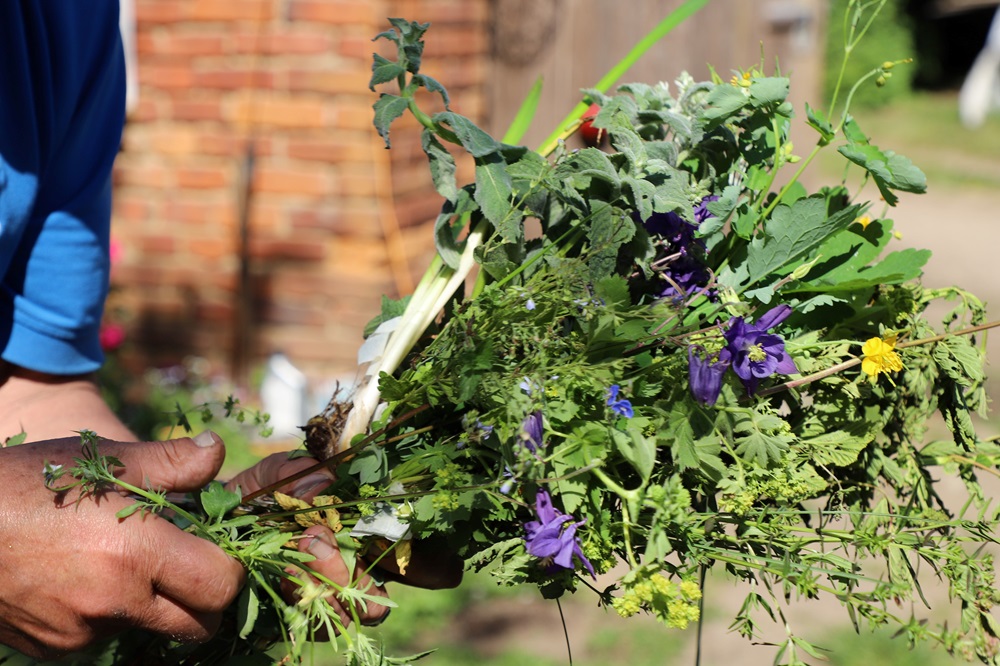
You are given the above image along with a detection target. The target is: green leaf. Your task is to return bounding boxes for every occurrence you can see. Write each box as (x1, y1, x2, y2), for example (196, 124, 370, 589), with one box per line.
(364, 294, 412, 338)
(701, 84, 748, 128)
(369, 53, 405, 90)
(116, 502, 148, 519)
(795, 248, 931, 292)
(237, 581, 259, 639)
(803, 430, 871, 467)
(554, 148, 621, 193)
(747, 77, 790, 108)
(474, 155, 518, 240)
(837, 143, 927, 206)
(201, 481, 242, 522)
(421, 131, 458, 201)
(623, 176, 655, 221)
(348, 447, 389, 485)
(933, 335, 985, 385)
(745, 196, 861, 286)
(433, 189, 477, 269)
(435, 112, 500, 158)
(586, 202, 635, 281)
(413, 73, 450, 106)
(593, 275, 630, 308)
(805, 102, 834, 144)
(611, 427, 655, 482)
(372, 94, 410, 148)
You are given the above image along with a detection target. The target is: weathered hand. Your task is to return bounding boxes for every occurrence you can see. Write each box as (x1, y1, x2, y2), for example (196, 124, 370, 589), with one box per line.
(0, 431, 245, 659)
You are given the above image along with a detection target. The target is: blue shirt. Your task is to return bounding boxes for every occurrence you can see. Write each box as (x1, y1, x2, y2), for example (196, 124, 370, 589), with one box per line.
(0, 1, 126, 374)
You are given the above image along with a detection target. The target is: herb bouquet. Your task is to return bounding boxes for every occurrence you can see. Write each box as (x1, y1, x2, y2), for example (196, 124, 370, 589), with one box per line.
(40, 1, 1000, 665)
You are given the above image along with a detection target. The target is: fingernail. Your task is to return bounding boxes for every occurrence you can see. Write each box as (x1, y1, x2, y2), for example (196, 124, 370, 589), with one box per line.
(292, 473, 330, 498)
(193, 430, 221, 448)
(304, 532, 336, 560)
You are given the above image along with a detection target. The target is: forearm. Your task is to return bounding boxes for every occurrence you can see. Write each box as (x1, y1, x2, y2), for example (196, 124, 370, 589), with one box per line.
(0, 363, 135, 443)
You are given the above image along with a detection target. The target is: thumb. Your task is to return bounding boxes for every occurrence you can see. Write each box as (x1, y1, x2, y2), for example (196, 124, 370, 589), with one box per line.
(112, 430, 227, 492)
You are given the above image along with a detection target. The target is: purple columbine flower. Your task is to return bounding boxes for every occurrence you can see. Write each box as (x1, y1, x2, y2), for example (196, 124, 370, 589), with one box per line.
(637, 196, 718, 301)
(723, 305, 799, 395)
(524, 489, 595, 577)
(521, 411, 544, 452)
(688, 345, 731, 406)
(606, 385, 634, 418)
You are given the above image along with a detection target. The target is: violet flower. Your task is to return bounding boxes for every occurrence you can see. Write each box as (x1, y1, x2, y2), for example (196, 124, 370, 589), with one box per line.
(521, 411, 544, 452)
(637, 196, 718, 300)
(723, 305, 798, 395)
(687, 345, 731, 406)
(524, 489, 595, 577)
(606, 385, 634, 418)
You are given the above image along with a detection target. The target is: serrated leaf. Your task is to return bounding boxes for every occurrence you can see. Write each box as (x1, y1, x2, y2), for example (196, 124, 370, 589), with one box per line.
(421, 131, 457, 201)
(803, 430, 871, 467)
(933, 335, 984, 385)
(554, 148, 621, 193)
(369, 53, 405, 90)
(745, 196, 861, 285)
(586, 203, 635, 280)
(594, 275, 630, 308)
(373, 94, 410, 148)
(364, 294, 411, 338)
(474, 155, 517, 240)
(435, 112, 500, 158)
(623, 176, 655, 221)
(611, 428, 655, 482)
(413, 73, 450, 106)
(794, 248, 931, 292)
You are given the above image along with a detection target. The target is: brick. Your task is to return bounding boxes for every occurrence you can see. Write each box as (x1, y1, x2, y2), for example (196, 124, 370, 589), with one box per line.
(113, 162, 173, 189)
(138, 235, 178, 254)
(254, 166, 330, 196)
(164, 199, 237, 226)
(172, 99, 224, 121)
(285, 136, 370, 163)
(249, 238, 327, 262)
(177, 166, 231, 189)
(150, 33, 230, 57)
(186, 236, 232, 259)
(140, 63, 196, 89)
(230, 95, 327, 129)
(136, 1, 187, 25)
(113, 195, 154, 222)
(194, 68, 275, 90)
(287, 1, 376, 25)
(287, 70, 370, 95)
(289, 207, 381, 235)
(236, 31, 334, 55)
(190, 0, 276, 22)
(335, 34, 373, 60)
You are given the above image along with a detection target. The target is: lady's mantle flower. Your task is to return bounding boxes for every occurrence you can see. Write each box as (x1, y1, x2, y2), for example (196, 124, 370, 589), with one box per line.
(861, 333, 903, 383)
(723, 305, 798, 395)
(524, 489, 595, 577)
(687, 346, 731, 406)
(606, 385, 634, 418)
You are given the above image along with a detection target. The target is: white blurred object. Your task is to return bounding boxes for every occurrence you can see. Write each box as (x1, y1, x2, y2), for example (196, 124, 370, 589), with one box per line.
(959, 7, 1000, 128)
(118, 0, 139, 115)
(259, 353, 310, 440)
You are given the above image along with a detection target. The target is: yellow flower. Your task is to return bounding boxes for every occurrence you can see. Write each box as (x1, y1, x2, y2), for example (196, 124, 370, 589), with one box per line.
(861, 334, 903, 382)
(855, 214, 872, 229)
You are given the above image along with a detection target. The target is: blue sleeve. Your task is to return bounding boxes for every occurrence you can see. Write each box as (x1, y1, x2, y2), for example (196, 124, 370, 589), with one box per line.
(0, 1, 126, 374)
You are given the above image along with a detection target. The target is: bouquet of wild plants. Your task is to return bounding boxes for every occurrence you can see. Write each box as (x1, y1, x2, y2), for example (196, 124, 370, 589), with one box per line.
(39, 2, 1000, 665)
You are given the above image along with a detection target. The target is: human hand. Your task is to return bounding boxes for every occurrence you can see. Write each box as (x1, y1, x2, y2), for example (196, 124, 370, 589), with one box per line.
(0, 431, 245, 659)
(228, 453, 463, 629)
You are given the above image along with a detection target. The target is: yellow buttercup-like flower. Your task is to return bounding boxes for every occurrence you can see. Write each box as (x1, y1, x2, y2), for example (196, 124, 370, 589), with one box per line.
(861, 334, 903, 382)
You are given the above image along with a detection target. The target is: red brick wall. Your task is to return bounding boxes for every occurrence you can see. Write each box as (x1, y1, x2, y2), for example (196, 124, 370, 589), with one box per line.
(112, 0, 488, 384)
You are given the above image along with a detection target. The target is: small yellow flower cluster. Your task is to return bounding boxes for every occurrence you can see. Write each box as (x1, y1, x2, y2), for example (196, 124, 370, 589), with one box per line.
(861, 333, 904, 383)
(611, 573, 702, 629)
